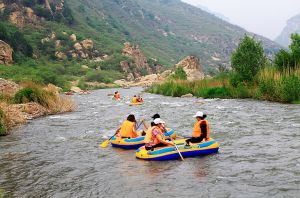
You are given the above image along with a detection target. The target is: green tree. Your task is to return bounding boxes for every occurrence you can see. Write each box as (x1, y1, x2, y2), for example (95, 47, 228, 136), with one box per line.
(290, 33, 300, 66)
(231, 35, 266, 82)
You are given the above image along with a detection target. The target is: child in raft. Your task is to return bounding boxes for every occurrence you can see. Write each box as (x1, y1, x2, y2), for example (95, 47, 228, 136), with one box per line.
(144, 118, 174, 150)
(113, 91, 121, 100)
(115, 114, 138, 139)
(137, 95, 143, 103)
(185, 111, 210, 146)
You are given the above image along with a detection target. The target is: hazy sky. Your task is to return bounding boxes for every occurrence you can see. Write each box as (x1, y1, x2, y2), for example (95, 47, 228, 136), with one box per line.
(182, 0, 300, 40)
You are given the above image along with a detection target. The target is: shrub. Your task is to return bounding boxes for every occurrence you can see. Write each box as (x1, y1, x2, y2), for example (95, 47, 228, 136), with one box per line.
(0, 108, 7, 135)
(171, 67, 187, 80)
(14, 86, 54, 108)
(231, 35, 266, 82)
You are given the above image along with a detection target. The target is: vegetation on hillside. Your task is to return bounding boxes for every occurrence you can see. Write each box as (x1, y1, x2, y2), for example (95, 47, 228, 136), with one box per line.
(148, 34, 300, 103)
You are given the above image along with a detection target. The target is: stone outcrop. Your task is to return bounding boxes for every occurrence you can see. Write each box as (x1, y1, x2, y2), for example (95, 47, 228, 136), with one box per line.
(81, 39, 93, 49)
(0, 40, 13, 65)
(0, 78, 20, 97)
(70, 34, 77, 42)
(121, 42, 163, 80)
(175, 56, 204, 81)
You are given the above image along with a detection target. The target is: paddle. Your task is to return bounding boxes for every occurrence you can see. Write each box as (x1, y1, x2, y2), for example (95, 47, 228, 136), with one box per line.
(164, 128, 184, 161)
(100, 120, 143, 148)
(99, 131, 118, 148)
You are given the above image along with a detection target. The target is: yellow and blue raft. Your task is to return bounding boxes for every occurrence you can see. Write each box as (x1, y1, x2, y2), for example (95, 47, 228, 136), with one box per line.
(110, 128, 176, 149)
(135, 139, 219, 161)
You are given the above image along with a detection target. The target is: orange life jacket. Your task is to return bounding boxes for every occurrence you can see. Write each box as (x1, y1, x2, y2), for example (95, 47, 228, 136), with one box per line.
(152, 127, 163, 145)
(192, 120, 210, 139)
(144, 126, 156, 144)
(120, 120, 136, 138)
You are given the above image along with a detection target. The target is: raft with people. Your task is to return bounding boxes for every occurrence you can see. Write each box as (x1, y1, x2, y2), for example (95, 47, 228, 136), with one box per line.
(110, 128, 177, 149)
(135, 139, 219, 161)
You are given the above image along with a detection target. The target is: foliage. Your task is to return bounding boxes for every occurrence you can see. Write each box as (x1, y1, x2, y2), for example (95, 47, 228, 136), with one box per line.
(0, 108, 7, 135)
(274, 33, 300, 70)
(85, 70, 123, 83)
(14, 86, 54, 108)
(0, 22, 33, 61)
(170, 67, 187, 80)
(231, 35, 266, 82)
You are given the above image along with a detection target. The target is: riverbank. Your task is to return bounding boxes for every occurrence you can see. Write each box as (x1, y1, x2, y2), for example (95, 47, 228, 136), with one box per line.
(0, 79, 75, 135)
(147, 67, 300, 104)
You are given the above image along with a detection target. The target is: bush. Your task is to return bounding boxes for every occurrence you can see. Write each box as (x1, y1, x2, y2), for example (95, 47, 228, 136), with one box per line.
(231, 35, 266, 82)
(0, 108, 7, 135)
(14, 86, 54, 108)
(171, 67, 187, 80)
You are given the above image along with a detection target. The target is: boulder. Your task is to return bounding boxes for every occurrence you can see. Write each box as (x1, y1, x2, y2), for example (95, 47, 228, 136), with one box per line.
(175, 56, 205, 81)
(0, 40, 13, 65)
(55, 51, 67, 60)
(73, 42, 82, 50)
(9, 11, 25, 28)
(81, 65, 89, 70)
(181, 93, 193, 98)
(0, 78, 20, 97)
(0, 2, 5, 11)
(69, 34, 77, 42)
(70, 86, 82, 93)
(81, 39, 93, 49)
(160, 70, 172, 78)
(55, 40, 62, 48)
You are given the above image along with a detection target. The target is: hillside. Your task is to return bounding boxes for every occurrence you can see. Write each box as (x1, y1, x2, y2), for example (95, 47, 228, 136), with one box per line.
(0, 0, 282, 89)
(275, 14, 300, 47)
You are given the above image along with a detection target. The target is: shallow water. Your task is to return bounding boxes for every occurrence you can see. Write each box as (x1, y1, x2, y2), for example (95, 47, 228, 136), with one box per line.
(0, 87, 299, 197)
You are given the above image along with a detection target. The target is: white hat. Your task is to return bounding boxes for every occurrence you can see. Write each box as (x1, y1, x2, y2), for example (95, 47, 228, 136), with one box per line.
(193, 111, 204, 118)
(153, 118, 165, 124)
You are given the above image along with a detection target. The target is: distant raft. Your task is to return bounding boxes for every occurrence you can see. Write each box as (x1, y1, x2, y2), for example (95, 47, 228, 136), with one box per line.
(135, 139, 219, 161)
(110, 128, 176, 149)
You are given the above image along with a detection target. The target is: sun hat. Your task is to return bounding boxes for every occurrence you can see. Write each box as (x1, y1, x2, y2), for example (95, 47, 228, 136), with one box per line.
(153, 118, 165, 124)
(193, 111, 204, 118)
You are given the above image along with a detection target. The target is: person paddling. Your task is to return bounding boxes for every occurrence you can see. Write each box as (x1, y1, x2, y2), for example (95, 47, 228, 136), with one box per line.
(185, 111, 210, 146)
(144, 118, 174, 150)
(116, 114, 138, 139)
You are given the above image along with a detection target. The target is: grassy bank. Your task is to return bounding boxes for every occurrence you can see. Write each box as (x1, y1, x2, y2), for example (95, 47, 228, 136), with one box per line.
(0, 81, 75, 135)
(147, 67, 300, 104)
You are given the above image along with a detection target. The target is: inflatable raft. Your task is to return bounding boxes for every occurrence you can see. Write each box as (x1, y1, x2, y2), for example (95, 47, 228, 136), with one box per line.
(110, 128, 176, 149)
(135, 139, 219, 161)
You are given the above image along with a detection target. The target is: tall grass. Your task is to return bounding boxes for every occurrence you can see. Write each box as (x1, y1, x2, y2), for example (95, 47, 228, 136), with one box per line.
(258, 67, 300, 103)
(148, 67, 300, 103)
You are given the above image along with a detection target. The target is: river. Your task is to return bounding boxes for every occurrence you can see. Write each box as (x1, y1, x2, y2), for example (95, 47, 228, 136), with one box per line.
(0, 87, 299, 198)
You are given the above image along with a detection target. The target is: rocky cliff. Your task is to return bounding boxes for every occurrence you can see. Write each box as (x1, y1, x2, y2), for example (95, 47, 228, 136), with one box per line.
(175, 56, 204, 81)
(0, 40, 13, 65)
(275, 14, 300, 47)
(121, 42, 161, 80)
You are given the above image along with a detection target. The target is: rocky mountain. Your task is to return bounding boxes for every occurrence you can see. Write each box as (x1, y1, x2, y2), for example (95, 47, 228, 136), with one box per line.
(0, 0, 282, 88)
(275, 14, 300, 47)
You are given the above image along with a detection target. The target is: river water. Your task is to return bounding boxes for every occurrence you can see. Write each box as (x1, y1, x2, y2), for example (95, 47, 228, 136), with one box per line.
(0, 87, 299, 198)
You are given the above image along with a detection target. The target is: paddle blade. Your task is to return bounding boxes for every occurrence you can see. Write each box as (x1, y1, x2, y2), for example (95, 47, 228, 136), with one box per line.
(100, 140, 110, 148)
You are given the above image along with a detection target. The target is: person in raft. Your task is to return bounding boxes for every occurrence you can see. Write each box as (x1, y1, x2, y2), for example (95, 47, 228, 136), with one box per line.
(185, 111, 210, 146)
(116, 114, 138, 139)
(142, 113, 160, 129)
(144, 118, 174, 150)
(131, 95, 137, 103)
(137, 95, 143, 103)
(113, 91, 121, 100)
